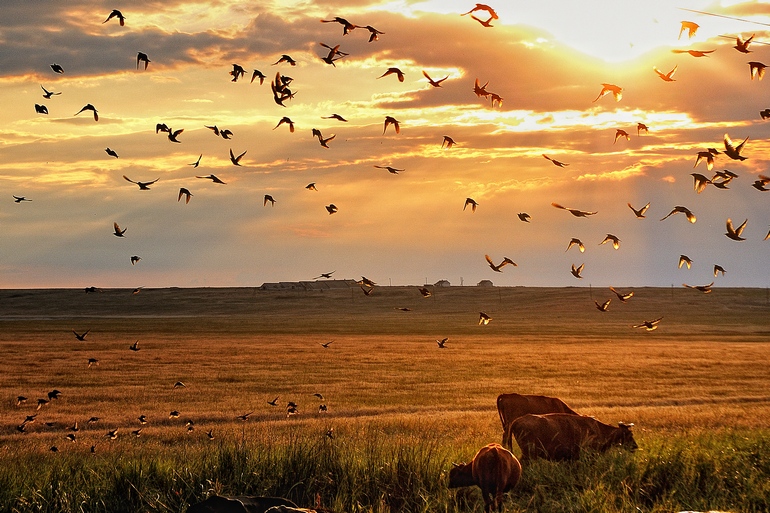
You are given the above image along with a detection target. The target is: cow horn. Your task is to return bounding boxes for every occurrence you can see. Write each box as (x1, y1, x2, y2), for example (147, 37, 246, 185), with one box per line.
(619, 422, 634, 428)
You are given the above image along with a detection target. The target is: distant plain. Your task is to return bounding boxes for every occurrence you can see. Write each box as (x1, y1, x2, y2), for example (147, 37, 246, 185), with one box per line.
(1, 285, 769, 512)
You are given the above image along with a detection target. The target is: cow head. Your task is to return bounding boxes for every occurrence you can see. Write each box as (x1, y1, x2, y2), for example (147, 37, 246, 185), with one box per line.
(447, 462, 475, 488)
(615, 422, 638, 452)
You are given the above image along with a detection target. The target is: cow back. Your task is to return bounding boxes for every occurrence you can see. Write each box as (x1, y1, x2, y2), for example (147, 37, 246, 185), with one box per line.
(497, 393, 578, 449)
(471, 444, 522, 494)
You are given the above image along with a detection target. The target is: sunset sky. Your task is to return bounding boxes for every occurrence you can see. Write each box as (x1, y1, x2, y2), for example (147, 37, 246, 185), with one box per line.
(1, 0, 769, 288)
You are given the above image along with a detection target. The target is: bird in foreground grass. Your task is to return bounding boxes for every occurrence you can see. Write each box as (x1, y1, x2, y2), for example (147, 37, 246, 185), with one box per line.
(319, 340, 334, 348)
(267, 396, 279, 406)
(419, 287, 432, 297)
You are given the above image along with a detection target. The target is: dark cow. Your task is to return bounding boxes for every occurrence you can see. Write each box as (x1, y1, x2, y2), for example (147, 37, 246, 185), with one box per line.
(186, 495, 298, 513)
(497, 393, 579, 450)
(511, 413, 638, 462)
(448, 443, 522, 513)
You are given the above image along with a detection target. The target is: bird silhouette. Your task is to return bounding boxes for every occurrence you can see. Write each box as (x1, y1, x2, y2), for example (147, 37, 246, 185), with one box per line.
(661, 206, 696, 223)
(628, 202, 650, 218)
(418, 287, 432, 297)
(322, 114, 348, 122)
(752, 175, 770, 191)
(423, 70, 449, 87)
(437, 338, 448, 348)
(137, 52, 150, 70)
(320, 341, 334, 348)
(761, 109, 770, 120)
(383, 116, 400, 134)
(319, 134, 336, 148)
(13, 196, 31, 203)
(734, 34, 755, 53)
(123, 176, 159, 190)
(551, 203, 597, 217)
(683, 282, 714, 293)
(374, 165, 404, 174)
(543, 154, 568, 167)
(614, 129, 630, 144)
(320, 17, 357, 35)
(105, 147, 119, 158)
(314, 271, 335, 279)
(714, 265, 726, 277)
(129, 340, 140, 351)
(678, 255, 693, 269)
(723, 133, 748, 160)
(156, 123, 170, 133)
(725, 218, 747, 241)
(518, 212, 531, 222)
(273, 54, 297, 66)
(197, 174, 226, 184)
(473, 78, 490, 98)
(34, 104, 48, 114)
(306, 183, 318, 191)
(178, 188, 192, 204)
(469, 14, 494, 27)
(236, 412, 253, 421)
(570, 263, 584, 279)
(325, 204, 338, 214)
(637, 123, 649, 135)
(485, 254, 517, 272)
(264, 194, 276, 206)
(679, 21, 699, 39)
(478, 312, 492, 325)
(274, 117, 295, 132)
(461, 4, 499, 19)
(442, 136, 456, 149)
(113, 222, 127, 237)
(103, 9, 126, 25)
(593, 83, 622, 102)
(73, 329, 90, 341)
(378, 67, 404, 82)
(609, 286, 634, 302)
(566, 238, 585, 253)
(464, 198, 478, 212)
(363, 25, 384, 41)
(599, 234, 621, 249)
(74, 104, 98, 121)
(694, 151, 715, 171)
(50, 63, 64, 74)
(633, 317, 663, 331)
(87, 357, 99, 368)
(251, 69, 266, 84)
(230, 64, 247, 82)
(595, 299, 611, 312)
(166, 128, 183, 143)
(749, 61, 766, 80)
(189, 154, 202, 168)
(672, 49, 714, 57)
(230, 149, 247, 166)
(691, 173, 711, 193)
(40, 85, 61, 99)
(653, 65, 677, 81)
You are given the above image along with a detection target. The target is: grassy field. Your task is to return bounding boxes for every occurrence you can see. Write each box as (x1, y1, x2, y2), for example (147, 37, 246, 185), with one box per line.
(1, 285, 769, 512)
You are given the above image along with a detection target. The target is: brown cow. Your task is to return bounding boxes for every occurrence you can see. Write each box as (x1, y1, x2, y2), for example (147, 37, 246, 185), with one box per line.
(448, 443, 522, 513)
(511, 413, 638, 462)
(497, 393, 578, 450)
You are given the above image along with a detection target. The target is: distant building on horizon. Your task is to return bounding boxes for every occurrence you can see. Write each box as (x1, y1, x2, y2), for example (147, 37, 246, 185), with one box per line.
(434, 279, 451, 287)
(477, 279, 494, 287)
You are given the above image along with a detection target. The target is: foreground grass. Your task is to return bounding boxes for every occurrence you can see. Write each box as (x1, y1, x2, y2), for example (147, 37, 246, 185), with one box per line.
(1, 425, 769, 513)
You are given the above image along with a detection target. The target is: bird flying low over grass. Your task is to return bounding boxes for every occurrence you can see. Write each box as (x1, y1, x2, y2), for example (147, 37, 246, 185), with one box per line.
(633, 317, 663, 331)
(418, 287, 432, 297)
(683, 282, 714, 293)
(485, 254, 517, 272)
(478, 312, 492, 325)
(551, 203, 597, 217)
(595, 299, 611, 312)
(72, 329, 90, 341)
(609, 286, 634, 302)
(436, 337, 448, 348)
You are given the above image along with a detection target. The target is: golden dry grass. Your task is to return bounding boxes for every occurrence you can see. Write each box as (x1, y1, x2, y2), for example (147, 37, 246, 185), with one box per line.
(1, 285, 769, 456)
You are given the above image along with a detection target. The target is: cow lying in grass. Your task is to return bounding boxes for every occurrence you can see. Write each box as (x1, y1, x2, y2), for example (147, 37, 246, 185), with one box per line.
(511, 413, 638, 462)
(448, 443, 522, 513)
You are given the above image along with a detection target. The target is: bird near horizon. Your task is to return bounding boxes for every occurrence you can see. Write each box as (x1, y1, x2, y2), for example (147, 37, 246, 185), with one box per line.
(267, 396, 279, 406)
(129, 340, 139, 351)
(714, 265, 726, 277)
(609, 286, 634, 302)
(72, 329, 90, 341)
(595, 299, 611, 312)
(485, 254, 517, 272)
(314, 271, 335, 279)
(570, 263, 584, 279)
(319, 340, 333, 348)
(683, 282, 714, 293)
(678, 255, 693, 269)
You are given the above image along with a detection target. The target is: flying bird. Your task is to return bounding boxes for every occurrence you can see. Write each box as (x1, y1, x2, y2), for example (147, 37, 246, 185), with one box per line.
(565, 238, 585, 253)
(50, 63, 64, 74)
(166, 128, 183, 143)
(318, 133, 336, 148)
(74, 104, 98, 121)
(189, 154, 202, 168)
(178, 188, 192, 204)
(319, 340, 334, 348)
(320, 17, 357, 35)
(628, 202, 650, 218)
(423, 70, 449, 87)
(679, 21, 699, 39)
(478, 312, 492, 325)
(473, 78, 490, 98)
(570, 263, 584, 279)
(123, 175, 159, 190)
(197, 174, 226, 184)
(103, 9, 126, 25)
(678, 255, 693, 269)
(251, 69, 266, 84)
(314, 271, 335, 279)
(322, 113, 348, 122)
(230, 64, 247, 82)
(113, 222, 127, 237)
(40, 85, 61, 99)
(35, 104, 48, 115)
(264, 194, 276, 206)
(595, 299, 611, 312)
(633, 317, 663, 331)
(542, 154, 568, 167)
(593, 83, 622, 102)
(383, 116, 400, 134)
(614, 129, 630, 144)
(13, 196, 31, 203)
(725, 218, 747, 241)
(761, 109, 770, 120)
(136, 52, 150, 70)
(672, 49, 714, 57)
(691, 173, 712, 193)
(129, 340, 140, 351)
(374, 165, 404, 174)
(442, 136, 456, 149)
(694, 151, 715, 171)
(723, 133, 748, 161)
(734, 34, 755, 53)
(130, 255, 141, 265)
(749, 61, 766, 80)
(637, 123, 649, 135)
(517, 212, 530, 222)
(87, 357, 99, 368)
(683, 282, 714, 293)
(461, 4, 499, 19)
(599, 234, 621, 249)
(551, 203, 597, 217)
(485, 254, 517, 272)
(105, 147, 119, 158)
(714, 265, 726, 277)
(609, 286, 634, 302)
(305, 182, 318, 191)
(378, 68, 405, 82)
(229, 149, 247, 166)
(72, 329, 90, 341)
(363, 25, 384, 42)
(418, 287, 432, 297)
(469, 14, 494, 27)
(752, 174, 770, 192)
(272, 54, 297, 66)
(464, 198, 478, 212)
(236, 412, 253, 421)
(653, 65, 677, 82)
(274, 117, 295, 132)
(325, 204, 338, 214)
(661, 206, 696, 223)
(436, 338, 448, 348)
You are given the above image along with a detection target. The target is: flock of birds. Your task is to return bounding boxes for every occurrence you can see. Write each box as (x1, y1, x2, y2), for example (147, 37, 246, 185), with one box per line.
(7, 3, 770, 452)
